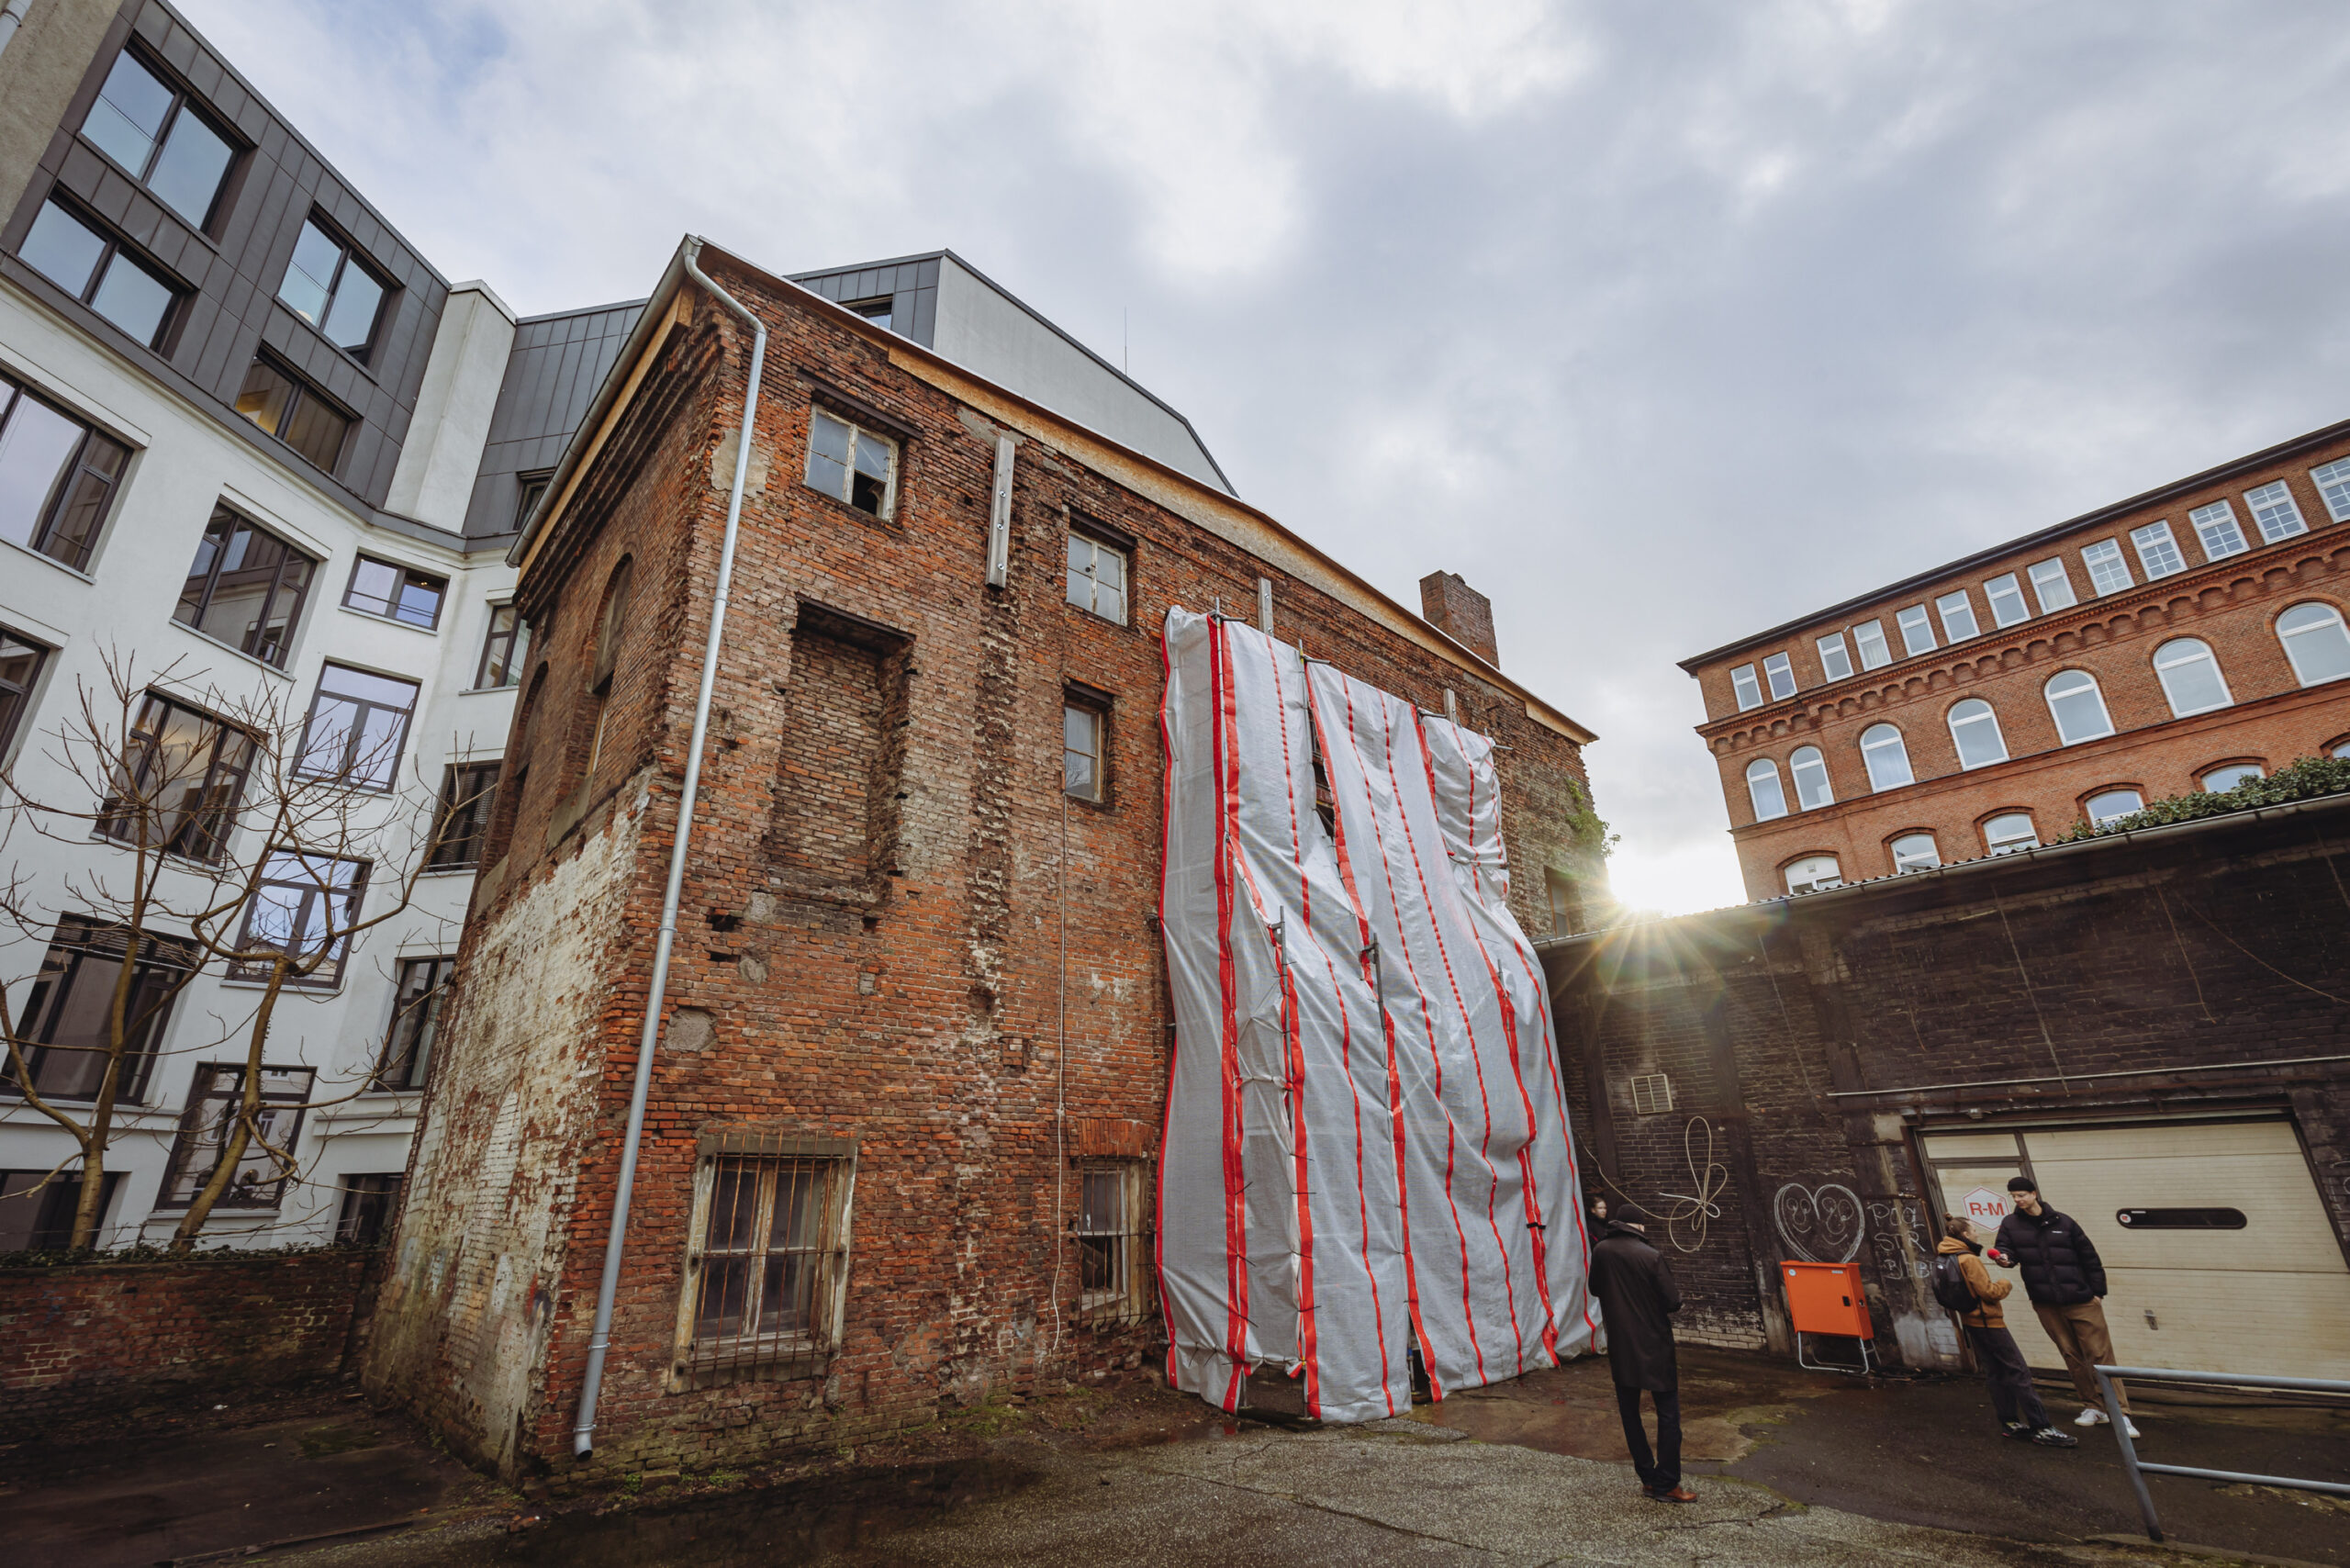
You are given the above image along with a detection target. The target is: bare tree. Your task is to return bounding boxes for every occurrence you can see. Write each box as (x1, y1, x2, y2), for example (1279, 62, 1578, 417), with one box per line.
(0, 648, 486, 1251)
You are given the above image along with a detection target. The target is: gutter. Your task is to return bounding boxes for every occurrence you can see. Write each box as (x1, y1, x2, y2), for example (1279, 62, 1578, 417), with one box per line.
(570, 237, 765, 1460)
(0, 0, 32, 62)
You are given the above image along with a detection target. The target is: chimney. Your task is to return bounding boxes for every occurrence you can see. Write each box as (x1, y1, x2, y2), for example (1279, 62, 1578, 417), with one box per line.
(1419, 571, 1498, 667)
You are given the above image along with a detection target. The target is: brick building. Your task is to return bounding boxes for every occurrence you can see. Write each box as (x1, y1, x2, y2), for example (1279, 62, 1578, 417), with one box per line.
(364, 238, 1604, 1477)
(1542, 793, 2350, 1383)
(1683, 420, 2350, 901)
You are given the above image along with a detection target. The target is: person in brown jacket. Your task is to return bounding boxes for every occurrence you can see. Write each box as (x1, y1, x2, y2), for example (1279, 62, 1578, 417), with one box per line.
(1935, 1216, 2076, 1447)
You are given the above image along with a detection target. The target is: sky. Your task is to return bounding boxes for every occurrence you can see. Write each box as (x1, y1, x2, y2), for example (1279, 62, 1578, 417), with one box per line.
(181, 0, 2350, 914)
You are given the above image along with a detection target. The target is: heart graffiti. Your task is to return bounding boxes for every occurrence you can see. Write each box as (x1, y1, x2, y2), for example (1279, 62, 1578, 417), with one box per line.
(1773, 1182, 1863, 1263)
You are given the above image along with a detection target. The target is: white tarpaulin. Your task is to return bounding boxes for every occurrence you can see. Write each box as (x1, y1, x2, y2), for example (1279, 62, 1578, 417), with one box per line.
(1157, 608, 1594, 1423)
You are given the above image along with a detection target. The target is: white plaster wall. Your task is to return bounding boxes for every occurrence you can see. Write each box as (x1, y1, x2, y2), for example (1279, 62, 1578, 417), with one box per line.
(0, 275, 520, 1249)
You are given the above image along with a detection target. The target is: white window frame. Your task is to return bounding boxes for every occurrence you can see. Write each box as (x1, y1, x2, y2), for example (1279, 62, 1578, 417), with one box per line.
(2309, 459, 2350, 524)
(1895, 604, 1936, 657)
(1745, 757, 1788, 821)
(2085, 789, 2143, 827)
(2244, 481, 2307, 543)
(1783, 855, 1841, 895)
(1066, 531, 1128, 623)
(1852, 620, 1892, 671)
(2027, 557, 2076, 614)
(1816, 632, 1853, 681)
(2151, 636, 2232, 717)
(2043, 668, 2116, 745)
(1889, 833, 1940, 874)
(2189, 500, 2247, 562)
(2200, 763, 2263, 793)
(1859, 723, 1912, 792)
(1935, 590, 1980, 644)
(1789, 745, 1833, 810)
(2129, 521, 2186, 579)
(2277, 600, 2350, 688)
(1629, 1072, 1674, 1115)
(1946, 698, 2008, 769)
(1730, 663, 1763, 711)
(2080, 539, 2132, 596)
(1983, 812, 2039, 856)
(1984, 573, 2029, 628)
(1762, 651, 1796, 700)
(802, 408, 899, 520)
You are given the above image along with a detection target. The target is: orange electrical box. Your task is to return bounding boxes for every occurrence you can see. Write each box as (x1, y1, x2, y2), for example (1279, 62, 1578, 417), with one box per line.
(1781, 1261, 1874, 1338)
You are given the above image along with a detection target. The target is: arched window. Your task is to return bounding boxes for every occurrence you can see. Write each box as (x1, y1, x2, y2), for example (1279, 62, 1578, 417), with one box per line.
(1889, 833, 1939, 873)
(1745, 757, 1788, 822)
(2043, 669, 2114, 745)
(2277, 601, 2350, 687)
(1859, 723, 1912, 791)
(2152, 637, 2231, 717)
(1789, 745, 1833, 810)
(592, 556, 635, 695)
(2085, 789, 2143, 827)
(1983, 812, 2039, 856)
(2200, 763, 2262, 793)
(2332, 735, 2350, 760)
(1946, 699, 2008, 769)
(1784, 855, 1841, 895)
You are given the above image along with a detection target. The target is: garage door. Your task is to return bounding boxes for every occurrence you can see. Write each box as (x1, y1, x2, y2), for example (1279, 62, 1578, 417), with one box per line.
(1921, 1119, 2350, 1383)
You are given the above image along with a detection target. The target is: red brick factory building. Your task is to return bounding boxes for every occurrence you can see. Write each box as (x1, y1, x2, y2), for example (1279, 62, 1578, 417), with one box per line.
(364, 238, 1606, 1477)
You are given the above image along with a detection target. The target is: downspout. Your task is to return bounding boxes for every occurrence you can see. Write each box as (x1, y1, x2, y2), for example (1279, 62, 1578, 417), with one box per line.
(572, 237, 765, 1458)
(0, 0, 33, 62)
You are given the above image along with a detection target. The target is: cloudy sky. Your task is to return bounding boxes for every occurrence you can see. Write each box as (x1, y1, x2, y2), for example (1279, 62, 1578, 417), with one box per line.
(184, 0, 2350, 913)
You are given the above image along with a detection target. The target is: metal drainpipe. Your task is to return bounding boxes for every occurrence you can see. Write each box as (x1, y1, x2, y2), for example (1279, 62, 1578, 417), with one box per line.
(572, 237, 765, 1458)
(0, 0, 34, 62)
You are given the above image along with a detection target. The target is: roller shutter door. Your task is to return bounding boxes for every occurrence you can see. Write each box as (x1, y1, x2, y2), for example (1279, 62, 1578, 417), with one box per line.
(1922, 1119, 2350, 1383)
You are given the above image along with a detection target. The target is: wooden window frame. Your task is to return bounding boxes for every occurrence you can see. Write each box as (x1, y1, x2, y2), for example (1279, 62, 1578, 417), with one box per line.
(1074, 1160, 1150, 1321)
(671, 1134, 857, 1389)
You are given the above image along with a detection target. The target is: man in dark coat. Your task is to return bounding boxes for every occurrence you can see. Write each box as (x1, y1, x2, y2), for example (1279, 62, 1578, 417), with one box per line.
(1992, 1176, 2137, 1436)
(1586, 1204, 1695, 1503)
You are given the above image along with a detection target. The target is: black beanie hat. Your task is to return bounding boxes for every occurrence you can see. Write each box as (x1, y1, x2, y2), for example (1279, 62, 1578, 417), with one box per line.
(2006, 1176, 2037, 1193)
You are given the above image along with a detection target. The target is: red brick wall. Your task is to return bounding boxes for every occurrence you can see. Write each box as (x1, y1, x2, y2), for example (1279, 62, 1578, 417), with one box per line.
(367, 261, 1605, 1480)
(0, 1251, 375, 1419)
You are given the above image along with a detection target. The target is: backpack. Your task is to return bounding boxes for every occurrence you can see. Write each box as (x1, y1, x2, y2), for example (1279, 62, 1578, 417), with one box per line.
(1930, 1253, 1979, 1314)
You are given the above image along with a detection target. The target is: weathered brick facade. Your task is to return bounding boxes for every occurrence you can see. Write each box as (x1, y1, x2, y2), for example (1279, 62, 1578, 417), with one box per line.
(364, 245, 1604, 1479)
(1544, 795, 2350, 1368)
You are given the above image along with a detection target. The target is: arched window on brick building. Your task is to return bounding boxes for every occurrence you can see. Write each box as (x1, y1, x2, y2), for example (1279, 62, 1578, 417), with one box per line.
(2277, 601, 2350, 688)
(1946, 699, 2008, 769)
(1745, 757, 1788, 822)
(1860, 723, 1912, 791)
(2153, 637, 2232, 717)
(1789, 745, 1833, 809)
(2043, 669, 2115, 745)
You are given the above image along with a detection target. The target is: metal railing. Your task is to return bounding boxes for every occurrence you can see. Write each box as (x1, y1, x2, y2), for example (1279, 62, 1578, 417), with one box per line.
(2092, 1363, 2350, 1542)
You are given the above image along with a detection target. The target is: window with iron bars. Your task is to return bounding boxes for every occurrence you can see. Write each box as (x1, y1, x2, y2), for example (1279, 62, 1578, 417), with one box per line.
(1075, 1162, 1150, 1323)
(672, 1135, 855, 1387)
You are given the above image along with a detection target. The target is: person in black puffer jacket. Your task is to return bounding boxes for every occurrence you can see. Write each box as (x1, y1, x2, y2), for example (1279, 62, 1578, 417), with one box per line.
(1992, 1176, 2137, 1435)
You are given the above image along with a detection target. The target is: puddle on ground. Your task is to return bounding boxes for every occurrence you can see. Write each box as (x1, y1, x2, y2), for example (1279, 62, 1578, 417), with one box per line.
(477, 1459, 1041, 1566)
(297, 1424, 389, 1459)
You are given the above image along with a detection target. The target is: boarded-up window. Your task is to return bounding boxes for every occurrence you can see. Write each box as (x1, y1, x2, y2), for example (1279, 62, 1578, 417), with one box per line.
(767, 602, 910, 903)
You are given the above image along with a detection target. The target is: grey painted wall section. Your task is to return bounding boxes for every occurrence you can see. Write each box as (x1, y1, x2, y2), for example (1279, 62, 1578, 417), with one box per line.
(387, 283, 517, 534)
(0, 0, 118, 223)
(0, 0, 450, 523)
(461, 298, 643, 543)
(791, 254, 940, 347)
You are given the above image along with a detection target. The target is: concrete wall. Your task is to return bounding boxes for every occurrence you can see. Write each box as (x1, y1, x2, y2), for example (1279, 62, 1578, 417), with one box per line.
(0, 0, 118, 221)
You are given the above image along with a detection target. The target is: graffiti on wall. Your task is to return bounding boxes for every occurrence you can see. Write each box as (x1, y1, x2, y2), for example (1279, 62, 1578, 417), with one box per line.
(1865, 1197, 1936, 1282)
(1771, 1182, 1936, 1282)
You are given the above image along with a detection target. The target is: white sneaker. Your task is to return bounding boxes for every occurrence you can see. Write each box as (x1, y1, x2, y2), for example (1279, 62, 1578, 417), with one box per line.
(2124, 1418, 2142, 1439)
(2075, 1408, 2108, 1427)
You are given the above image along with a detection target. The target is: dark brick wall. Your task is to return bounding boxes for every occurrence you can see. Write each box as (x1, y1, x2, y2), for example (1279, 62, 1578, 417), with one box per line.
(1420, 570, 1500, 667)
(1549, 797, 2350, 1368)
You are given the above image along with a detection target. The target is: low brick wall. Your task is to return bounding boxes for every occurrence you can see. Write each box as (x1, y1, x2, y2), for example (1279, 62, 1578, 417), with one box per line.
(0, 1249, 378, 1419)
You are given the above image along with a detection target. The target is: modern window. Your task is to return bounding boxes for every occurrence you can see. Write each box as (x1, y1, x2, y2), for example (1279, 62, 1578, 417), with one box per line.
(2043, 669, 2115, 745)
(1852, 620, 1892, 671)
(1984, 573, 2029, 628)
(276, 217, 389, 359)
(1789, 745, 1833, 810)
(847, 297, 893, 331)
(681, 1149, 852, 1372)
(1744, 757, 1787, 821)
(1762, 651, 1796, 700)
(296, 665, 419, 791)
(1729, 663, 1762, 710)
(1067, 532, 1129, 623)
(2152, 637, 2231, 717)
(156, 1064, 315, 1209)
(380, 956, 453, 1090)
(173, 505, 316, 667)
(2190, 500, 2247, 561)
(1816, 632, 1853, 681)
(0, 631, 48, 759)
(335, 1174, 404, 1245)
(1895, 604, 1936, 656)
(79, 50, 236, 230)
(1889, 833, 1940, 873)
(2200, 763, 2263, 793)
(803, 409, 896, 519)
(2277, 601, 2350, 687)
(97, 692, 256, 863)
(1935, 590, 1980, 643)
(342, 556, 446, 629)
(426, 763, 499, 870)
(1077, 1162, 1149, 1318)
(2244, 480, 2307, 543)
(1859, 723, 1913, 791)
(5, 917, 194, 1103)
(228, 851, 367, 987)
(2028, 557, 2076, 613)
(2129, 521, 2186, 579)
(2080, 539, 2132, 596)
(0, 1169, 122, 1250)
(17, 200, 177, 347)
(1784, 855, 1842, 895)
(234, 356, 352, 473)
(2309, 459, 2350, 524)
(0, 372, 130, 571)
(513, 470, 554, 531)
(474, 602, 530, 689)
(2085, 789, 2143, 827)
(1946, 698, 2008, 769)
(1064, 700, 1106, 802)
(1983, 812, 2040, 856)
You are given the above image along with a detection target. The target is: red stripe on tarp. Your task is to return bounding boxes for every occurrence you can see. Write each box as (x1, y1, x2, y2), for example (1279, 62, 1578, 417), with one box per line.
(1153, 617, 1182, 1381)
(1209, 618, 1251, 1396)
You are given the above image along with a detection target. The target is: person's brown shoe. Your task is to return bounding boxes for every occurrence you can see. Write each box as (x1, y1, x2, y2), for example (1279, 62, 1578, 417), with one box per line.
(1644, 1485, 1699, 1503)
